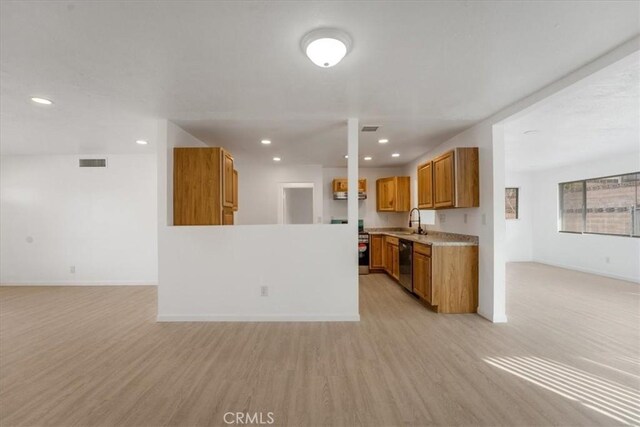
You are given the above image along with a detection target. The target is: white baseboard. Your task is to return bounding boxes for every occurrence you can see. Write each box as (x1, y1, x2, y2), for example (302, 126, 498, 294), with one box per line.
(157, 314, 361, 322)
(531, 259, 640, 284)
(477, 307, 508, 323)
(0, 281, 157, 286)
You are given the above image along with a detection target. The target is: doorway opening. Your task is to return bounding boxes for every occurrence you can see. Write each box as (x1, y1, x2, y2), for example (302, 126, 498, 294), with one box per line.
(278, 183, 315, 224)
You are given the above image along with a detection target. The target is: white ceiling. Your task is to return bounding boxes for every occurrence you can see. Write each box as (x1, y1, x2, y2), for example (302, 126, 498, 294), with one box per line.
(1, 1, 639, 166)
(505, 52, 640, 171)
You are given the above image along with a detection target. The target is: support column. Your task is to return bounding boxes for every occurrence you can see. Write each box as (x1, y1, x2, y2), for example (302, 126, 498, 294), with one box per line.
(347, 118, 359, 230)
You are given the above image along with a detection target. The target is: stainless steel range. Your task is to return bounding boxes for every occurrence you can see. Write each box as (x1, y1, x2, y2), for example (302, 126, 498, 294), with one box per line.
(358, 232, 369, 275)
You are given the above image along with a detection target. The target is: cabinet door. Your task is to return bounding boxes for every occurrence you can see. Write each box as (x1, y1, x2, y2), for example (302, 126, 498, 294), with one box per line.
(413, 252, 432, 302)
(174, 148, 219, 225)
(392, 245, 400, 280)
(433, 151, 455, 208)
(332, 179, 347, 192)
(232, 169, 238, 211)
(395, 177, 411, 212)
(370, 235, 384, 269)
(385, 242, 392, 273)
(223, 151, 235, 208)
(418, 162, 434, 209)
(377, 178, 395, 211)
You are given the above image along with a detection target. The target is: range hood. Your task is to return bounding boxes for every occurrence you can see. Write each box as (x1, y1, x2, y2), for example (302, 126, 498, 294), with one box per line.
(333, 191, 367, 200)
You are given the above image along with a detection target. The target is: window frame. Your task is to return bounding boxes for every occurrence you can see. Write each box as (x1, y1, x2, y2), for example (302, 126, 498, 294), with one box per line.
(505, 187, 519, 220)
(558, 171, 639, 238)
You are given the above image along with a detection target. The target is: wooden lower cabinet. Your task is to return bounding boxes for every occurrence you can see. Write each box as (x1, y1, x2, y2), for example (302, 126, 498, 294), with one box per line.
(382, 237, 399, 280)
(413, 242, 478, 313)
(369, 234, 385, 270)
(371, 236, 478, 314)
(413, 244, 432, 303)
(391, 246, 399, 280)
(385, 241, 392, 273)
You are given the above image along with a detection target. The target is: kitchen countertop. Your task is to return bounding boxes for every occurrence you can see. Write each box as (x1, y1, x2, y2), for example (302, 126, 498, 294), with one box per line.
(365, 229, 478, 247)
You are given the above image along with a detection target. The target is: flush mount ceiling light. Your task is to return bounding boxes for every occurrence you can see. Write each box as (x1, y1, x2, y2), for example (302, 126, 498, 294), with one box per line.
(392, 153, 400, 157)
(301, 28, 352, 68)
(363, 156, 372, 161)
(136, 140, 148, 145)
(261, 139, 271, 145)
(344, 155, 349, 159)
(524, 130, 540, 135)
(273, 157, 281, 162)
(31, 97, 53, 105)
(378, 139, 389, 144)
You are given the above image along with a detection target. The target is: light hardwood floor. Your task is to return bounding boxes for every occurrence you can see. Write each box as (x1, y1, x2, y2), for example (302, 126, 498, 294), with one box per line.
(1, 263, 639, 426)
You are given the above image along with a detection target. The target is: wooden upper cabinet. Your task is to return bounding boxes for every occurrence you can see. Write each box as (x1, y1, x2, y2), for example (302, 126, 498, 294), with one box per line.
(417, 161, 434, 209)
(222, 208, 234, 225)
(376, 176, 410, 212)
(433, 151, 455, 208)
(432, 147, 479, 209)
(173, 147, 236, 226)
(332, 178, 367, 193)
(232, 169, 238, 212)
(359, 179, 367, 193)
(222, 151, 234, 208)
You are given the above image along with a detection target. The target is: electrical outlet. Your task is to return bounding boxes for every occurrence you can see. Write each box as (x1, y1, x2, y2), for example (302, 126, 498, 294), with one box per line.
(605, 257, 610, 264)
(260, 286, 269, 297)
(70, 266, 76, 274)
(464, 213, 468, 224)
(482, 214, 487, 225)
(439, 213, 446, 223)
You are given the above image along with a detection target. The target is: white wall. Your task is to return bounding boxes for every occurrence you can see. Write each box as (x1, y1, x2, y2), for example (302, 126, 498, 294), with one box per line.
(402, 124, 502, 321)
(0, 154, 158, 284)
(157, 120, 359, 321)
(234, 158, 324, 225)
(530, 153, 640, 282)
(397, 41, 640, 322)
(505, 170, 534, 262)
(322, 167, 407, 227)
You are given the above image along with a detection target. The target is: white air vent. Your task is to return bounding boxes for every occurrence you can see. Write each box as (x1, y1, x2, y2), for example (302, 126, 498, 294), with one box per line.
(361, 126, 379, 132)
(79, 158, 107, 168)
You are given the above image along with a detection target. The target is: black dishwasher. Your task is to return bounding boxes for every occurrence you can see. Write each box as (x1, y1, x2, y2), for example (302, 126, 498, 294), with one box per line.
(399, 239, 413, 293)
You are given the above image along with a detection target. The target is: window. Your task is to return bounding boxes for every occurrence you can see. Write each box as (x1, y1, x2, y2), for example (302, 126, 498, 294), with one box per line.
(505, 188, 519, 219)
(559, 172, 639, 237)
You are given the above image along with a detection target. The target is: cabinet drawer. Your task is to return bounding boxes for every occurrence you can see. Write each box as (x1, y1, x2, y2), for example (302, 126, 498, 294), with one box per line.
(385, 236, 399, 246)
(414, 243, 431, 256)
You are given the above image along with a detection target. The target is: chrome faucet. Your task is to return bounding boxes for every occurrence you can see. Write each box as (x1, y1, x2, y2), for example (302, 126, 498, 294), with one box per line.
(408, 208, 424, 235)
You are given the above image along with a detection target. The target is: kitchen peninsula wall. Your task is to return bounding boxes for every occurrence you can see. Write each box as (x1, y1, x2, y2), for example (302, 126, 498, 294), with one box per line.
(322, 167, 408, 227)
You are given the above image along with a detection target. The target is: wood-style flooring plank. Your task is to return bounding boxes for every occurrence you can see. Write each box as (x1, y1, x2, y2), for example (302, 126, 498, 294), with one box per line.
(1, 263, 639, 426)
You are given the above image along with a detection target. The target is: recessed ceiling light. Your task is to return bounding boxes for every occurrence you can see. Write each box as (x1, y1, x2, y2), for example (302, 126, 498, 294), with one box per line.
(391, 153, 400, 157)
(364, 156, 372, 161)
(261, 139, 271, 145)
(136, 140, 148, 145)
(301, 28, 352, 68)
(273, 157, 281, 162)
(378, 139, 389, 144)
(344, 155, 348, 159)
(524, 130, 539, 135)
(31, 97, 53, 105)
